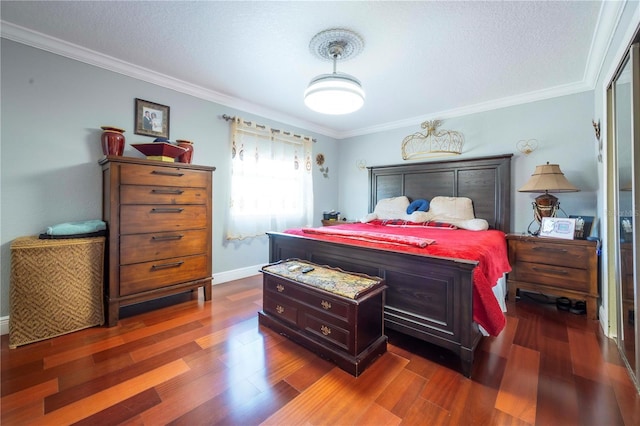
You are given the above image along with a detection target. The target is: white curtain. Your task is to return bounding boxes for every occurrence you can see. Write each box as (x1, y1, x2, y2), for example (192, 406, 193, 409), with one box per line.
(226, 117, 314, 240)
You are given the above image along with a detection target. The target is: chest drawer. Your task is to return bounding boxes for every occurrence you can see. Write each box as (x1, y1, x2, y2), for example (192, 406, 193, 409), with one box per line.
(120, 254, 208, 296)
(302, 312, 350, 350)
(120, 205, 208, 234)
(263, 294, 298, 325)
(512, 241, 590, 270)
(120, 163, 209, 188)
(121, 185, 208, 205)
(120, 229, 208, 264)
(264, 275, 350, 320)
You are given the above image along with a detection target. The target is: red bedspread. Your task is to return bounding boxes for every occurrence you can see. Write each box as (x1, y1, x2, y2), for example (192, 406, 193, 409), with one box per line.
(284, 223, 511, 336)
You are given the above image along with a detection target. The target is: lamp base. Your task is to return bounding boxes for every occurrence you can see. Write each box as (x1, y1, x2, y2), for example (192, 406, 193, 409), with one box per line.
(534, 192, 559, 219)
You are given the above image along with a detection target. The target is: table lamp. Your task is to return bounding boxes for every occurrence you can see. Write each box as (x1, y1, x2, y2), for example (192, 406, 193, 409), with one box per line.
(519, 162, 579, 235)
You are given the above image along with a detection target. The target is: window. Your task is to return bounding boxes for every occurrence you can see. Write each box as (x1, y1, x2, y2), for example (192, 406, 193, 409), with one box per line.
(226, 117, 314, 240)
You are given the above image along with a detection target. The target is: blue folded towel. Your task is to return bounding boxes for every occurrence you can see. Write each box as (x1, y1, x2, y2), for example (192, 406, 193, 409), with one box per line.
(46, 220, 106, 236)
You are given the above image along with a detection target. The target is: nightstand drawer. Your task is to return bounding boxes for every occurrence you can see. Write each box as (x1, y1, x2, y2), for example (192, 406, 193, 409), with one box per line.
(514, 261, 590, 293)
(513, 241, 590, 270)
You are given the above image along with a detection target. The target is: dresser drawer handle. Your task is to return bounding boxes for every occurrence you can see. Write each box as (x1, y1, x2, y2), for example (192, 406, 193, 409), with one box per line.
(532, 247, 568, 254)
(151, 170, 184, 177)
(532, 266, 568, 275)
(321, 300, 332, 310)
(151, 261, 184, 270)
(320, 325, 331, 336)
(151, 208, 184, 213)
(276, 284, 285, 293)
(151, 189, 185, 195)
(276, 305, 284, 314)
(152, 234, 184, 241)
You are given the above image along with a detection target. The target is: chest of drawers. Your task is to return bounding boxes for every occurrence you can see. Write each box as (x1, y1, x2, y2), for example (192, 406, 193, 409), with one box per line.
(259, 259, 387, 376)
(100, 156, 215, 326)
(506, 234, 599, 319)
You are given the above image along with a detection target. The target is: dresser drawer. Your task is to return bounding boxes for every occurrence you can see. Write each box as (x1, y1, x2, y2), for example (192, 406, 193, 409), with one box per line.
(120, 254, 209, 296)
(514, 261, 590, 293)
(513, 241, 590, 270)
(263, 294, 298, 325)
(120, 205, 208, 234)
(264, 275, 350, 320)
(302, 312, 350, 351)
(120, 164, 209, 188)
(121, 185, 208, 205)
(120, 229, 208, 264)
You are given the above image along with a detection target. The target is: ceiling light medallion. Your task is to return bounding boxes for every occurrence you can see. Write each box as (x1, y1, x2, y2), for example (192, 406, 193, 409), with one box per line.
(304, 28, 365, 115)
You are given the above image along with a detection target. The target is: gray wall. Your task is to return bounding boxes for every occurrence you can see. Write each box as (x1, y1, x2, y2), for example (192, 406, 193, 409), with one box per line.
(0, 39, 339, 318)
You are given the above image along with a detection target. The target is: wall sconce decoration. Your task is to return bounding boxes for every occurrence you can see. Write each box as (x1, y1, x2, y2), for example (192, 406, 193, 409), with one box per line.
(401, 120, 464, 160)
(356, 159, 367, 171)
(516, 139, 538, 155)
(519, 162, 580, 235)
(316, 153, 329, 178)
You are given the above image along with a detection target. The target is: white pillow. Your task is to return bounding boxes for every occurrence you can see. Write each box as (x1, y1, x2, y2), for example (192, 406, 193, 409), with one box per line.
(372, 196, 410, 219)
(428, 196, 475, 220)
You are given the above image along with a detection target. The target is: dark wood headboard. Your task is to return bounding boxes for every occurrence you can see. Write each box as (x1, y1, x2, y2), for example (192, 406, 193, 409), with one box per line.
(368, 154, 512, 232)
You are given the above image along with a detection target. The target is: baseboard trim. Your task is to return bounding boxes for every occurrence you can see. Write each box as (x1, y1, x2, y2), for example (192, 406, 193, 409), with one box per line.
(0, 264, 264, 336)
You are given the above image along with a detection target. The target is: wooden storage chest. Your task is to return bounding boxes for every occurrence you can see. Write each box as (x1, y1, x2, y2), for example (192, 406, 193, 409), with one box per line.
(259, 259, 387, 376)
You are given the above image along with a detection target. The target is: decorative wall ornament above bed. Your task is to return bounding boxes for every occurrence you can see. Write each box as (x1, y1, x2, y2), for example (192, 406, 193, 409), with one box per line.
(401, 120, 464, 160)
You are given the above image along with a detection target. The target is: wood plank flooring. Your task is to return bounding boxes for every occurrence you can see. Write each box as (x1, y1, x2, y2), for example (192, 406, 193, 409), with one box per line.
(2, 275, 640, 425)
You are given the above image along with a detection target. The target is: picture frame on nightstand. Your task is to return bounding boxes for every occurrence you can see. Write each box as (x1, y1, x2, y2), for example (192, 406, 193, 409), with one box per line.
(570, 215, 594, 239)
(539, 217, 576, 240)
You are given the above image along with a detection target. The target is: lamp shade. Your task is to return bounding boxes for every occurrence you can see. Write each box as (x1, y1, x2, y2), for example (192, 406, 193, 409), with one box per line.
(518, 163, 579, 193)
(304, 72, 365, 115)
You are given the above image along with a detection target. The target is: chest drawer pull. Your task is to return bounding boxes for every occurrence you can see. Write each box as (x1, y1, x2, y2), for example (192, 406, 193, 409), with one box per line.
(152, 234, 184, 241)
(321, 300, 332, 310)
(151, 207, 184, 214)
(532, 266, 568, 275)
(151, 261, 184, 270)
(320, 325, 331, 336)
(151, 188, 185, 195)
(276, 284, 285, 293)
(151, 170, 184, 177)
(276, 305, 285, 314)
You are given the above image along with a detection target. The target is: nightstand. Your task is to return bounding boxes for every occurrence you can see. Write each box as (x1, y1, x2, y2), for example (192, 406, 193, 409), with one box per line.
(506, 234, 599, 319)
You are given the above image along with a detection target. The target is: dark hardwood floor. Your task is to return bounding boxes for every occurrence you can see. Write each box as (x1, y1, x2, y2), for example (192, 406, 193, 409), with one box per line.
(2, 275, 639, 425)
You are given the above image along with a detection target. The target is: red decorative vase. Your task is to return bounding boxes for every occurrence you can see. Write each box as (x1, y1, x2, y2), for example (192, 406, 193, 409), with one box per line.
(100, 126, 125, 156)
(176, 140, 194, 164)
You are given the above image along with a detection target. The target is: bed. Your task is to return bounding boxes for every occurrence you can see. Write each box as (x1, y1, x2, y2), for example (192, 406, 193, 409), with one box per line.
(267, 154, 512, 376)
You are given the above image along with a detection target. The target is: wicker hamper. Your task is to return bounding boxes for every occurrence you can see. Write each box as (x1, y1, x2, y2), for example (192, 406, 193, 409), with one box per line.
(9, 236, 105, 348)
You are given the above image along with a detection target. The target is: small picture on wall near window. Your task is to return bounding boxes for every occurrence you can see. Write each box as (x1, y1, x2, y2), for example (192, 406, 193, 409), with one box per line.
(134, 98, 170, 139)
(569, 215, 594, 239)
(539, 217, 576, 240)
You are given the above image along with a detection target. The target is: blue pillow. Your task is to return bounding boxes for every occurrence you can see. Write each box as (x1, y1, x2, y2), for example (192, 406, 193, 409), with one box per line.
(406, 199, 429, 214)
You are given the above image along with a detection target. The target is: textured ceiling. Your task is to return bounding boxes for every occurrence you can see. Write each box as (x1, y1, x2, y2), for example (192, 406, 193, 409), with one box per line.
(0, 1, 610, 138)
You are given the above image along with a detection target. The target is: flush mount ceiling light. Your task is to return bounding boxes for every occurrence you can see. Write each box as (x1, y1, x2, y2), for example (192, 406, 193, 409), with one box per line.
(304, 28, 365, 115)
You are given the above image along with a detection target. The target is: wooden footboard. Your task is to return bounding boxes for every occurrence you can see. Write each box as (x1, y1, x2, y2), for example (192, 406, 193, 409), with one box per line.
(267, 231, 483, 377)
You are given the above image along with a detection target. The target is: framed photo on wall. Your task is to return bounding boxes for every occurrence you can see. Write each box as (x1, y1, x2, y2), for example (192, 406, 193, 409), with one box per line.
(134, 98, 170, 138)
(539, 217, 576, 240)
(569, 215, 594, 239)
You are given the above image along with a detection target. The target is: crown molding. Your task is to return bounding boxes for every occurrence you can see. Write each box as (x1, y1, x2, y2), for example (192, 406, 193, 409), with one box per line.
(0, 21, 340, 140)
(2, 2, 624, 142)
(337, 80, 593, 139)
